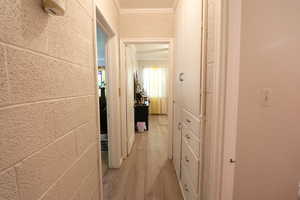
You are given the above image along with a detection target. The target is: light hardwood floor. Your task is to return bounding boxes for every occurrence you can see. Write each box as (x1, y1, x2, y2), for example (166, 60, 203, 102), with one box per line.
(103, 115, 184, 200)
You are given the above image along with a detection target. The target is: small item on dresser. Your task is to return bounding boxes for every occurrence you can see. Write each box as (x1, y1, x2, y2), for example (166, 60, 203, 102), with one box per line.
(137, 122, 147, 133)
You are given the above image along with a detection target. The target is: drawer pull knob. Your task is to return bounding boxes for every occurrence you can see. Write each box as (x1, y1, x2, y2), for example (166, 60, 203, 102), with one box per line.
(177, 122, 182, 130)
(184, 184, 189, 192)
(179, 73, 184, 82)
(185, 156, 190, 162)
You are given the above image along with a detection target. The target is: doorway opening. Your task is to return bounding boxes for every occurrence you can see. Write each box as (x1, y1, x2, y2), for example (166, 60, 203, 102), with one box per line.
(120, 41, 174, 158)
(94, 7, 119, 179)
(102, 40, 182, 200)
(96, 23, 109, 175)
(134, 43, 169, 131)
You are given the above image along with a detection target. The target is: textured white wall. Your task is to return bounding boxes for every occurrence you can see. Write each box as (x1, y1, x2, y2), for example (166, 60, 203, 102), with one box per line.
(120, 13, 174, 38)
(0, 0, 101, 200)
(235, 0, 300, 200)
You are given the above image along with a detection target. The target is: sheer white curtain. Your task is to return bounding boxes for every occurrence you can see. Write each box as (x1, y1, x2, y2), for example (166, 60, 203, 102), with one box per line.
(143, 66, 168, 114)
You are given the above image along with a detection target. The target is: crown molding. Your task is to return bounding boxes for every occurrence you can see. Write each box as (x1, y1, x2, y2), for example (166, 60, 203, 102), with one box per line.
(137, 48, 169, 54)
(137, 58, 169, 62)
(172, 0, 179, 10)
(120, 8, 174, 15)
(113, 0, 121, 12)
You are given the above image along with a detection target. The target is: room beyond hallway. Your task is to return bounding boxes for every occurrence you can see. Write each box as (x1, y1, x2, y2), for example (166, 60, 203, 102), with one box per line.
(103, 115, 183, 200)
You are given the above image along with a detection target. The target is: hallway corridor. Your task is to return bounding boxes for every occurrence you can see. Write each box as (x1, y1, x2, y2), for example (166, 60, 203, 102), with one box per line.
(103, 115, 183, 200)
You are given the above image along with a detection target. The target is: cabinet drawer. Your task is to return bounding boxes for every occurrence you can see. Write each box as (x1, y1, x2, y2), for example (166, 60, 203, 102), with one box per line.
(182, 127, 201, 158)
(181, 165, 198, 200)
(182, 140, 200, 192)
(181, 109, 201, 138)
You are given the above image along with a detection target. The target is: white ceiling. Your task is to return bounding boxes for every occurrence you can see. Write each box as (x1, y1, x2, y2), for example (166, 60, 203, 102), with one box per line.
(135, 44, 169, 51)
(118, 0, 176, 9)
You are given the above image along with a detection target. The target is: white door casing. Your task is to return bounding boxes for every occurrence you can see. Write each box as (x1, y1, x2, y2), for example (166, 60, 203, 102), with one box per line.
(125, 45, 136, 154)
(120, 38, 174, 160)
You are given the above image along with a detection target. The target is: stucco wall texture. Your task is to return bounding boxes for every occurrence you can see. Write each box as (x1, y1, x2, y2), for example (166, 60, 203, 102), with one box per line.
(120, 13, 174, 38)
(0, 0, 101, 200)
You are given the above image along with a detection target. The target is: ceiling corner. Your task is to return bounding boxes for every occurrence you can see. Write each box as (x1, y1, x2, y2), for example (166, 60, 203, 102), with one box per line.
(172, 0, 179, 10)
(113, 0, 121, 12)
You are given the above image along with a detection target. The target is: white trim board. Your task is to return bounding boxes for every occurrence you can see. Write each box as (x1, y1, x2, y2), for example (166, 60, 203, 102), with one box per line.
(201, 0, 241, 200)
(172, 0, 179, 10)
(221, 0, 241, 199)
(112, 0, 121, 12)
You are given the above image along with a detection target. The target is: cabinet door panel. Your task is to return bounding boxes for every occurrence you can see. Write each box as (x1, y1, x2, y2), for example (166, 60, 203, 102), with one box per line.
(174, 0, 185, 105)
(181, 0, 203, 116)
(173, 103, 182, 179)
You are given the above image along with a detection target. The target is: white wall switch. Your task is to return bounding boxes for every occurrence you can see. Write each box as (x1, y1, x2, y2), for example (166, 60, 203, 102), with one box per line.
(298, 182, 300, 200)
(261, 88, 272, 107)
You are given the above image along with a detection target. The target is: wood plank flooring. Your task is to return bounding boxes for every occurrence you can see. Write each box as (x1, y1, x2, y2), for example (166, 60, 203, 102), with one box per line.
(103, 115, 183, 200)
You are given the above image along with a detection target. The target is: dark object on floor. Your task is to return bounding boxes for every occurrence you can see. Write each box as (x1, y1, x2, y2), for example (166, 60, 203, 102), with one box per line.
(99, 87, 108, 134)
(100, 87, 108, 151)
(134, 103, 149, 131)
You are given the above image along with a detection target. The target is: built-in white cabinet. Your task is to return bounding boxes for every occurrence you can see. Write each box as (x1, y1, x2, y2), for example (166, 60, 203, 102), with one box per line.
(173, 103, 182, 179)
(178, 109, 202, 200)
(174, 0, 203, 117)
(173, 0, 206, 199)
(174, 0, 185, 106)
(181, 0, 203, 117)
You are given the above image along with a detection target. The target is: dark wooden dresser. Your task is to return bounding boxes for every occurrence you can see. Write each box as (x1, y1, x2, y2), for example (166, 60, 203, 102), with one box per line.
(134, 103, 149, 131)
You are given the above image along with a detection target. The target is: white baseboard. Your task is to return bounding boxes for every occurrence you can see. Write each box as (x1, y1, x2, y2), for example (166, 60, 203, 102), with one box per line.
(128, 135, 135, 154)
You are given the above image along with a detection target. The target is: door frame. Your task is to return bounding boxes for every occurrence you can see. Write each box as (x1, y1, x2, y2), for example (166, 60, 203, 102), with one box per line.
(120, 43, 136, 155)
(220, 0, 241, 199)
(119, 38, 174, 159)
(92, 4, 123, 191)
(202, 0, 241, 200)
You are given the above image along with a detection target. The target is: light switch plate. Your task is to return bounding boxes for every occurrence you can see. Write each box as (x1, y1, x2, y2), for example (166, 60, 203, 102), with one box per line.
(261, 88, 272, 107)
(298, 182, 300, 200)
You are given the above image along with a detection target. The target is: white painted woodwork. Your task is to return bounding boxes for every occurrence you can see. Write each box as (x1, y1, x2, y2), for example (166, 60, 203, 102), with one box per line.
(181, 164, 198, 200)
(173, 103, 182, 179)
(181, 0, 203, 117)
(120, 42, 128, 158)
(221, 1, 241, 200)
(173, 0, 205, 199)
(181, 109, 201, 137)
(125, 45, 136, 154)
(174, 0, 185, 106)
(182, 126, 201, 159)
(182, 139, 200, 192)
